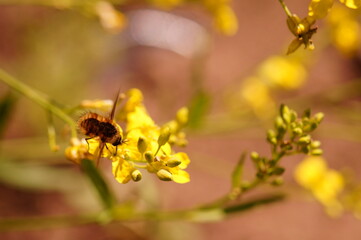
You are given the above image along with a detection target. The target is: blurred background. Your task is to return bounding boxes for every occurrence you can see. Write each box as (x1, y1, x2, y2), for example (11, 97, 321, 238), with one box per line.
(1, 0, 361, 239)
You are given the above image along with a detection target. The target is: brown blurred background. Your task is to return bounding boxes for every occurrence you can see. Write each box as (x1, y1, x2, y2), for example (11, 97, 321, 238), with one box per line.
(1, 0, 361, 239)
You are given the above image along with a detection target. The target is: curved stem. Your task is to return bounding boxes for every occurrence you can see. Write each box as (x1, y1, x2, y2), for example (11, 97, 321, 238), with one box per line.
(0, 68, 77, 138)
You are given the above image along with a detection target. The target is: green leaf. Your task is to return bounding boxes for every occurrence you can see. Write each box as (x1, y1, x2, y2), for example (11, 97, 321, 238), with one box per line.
(231, 152, 246, 189)
(187, 90, 211, 129)
(0, 92, 16, 138)
(81, 159, 116, 210)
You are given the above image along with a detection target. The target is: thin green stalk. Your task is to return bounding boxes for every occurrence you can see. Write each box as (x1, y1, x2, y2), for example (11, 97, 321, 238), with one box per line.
(278, 0, 293, 17)
(0, 68, 77, 138)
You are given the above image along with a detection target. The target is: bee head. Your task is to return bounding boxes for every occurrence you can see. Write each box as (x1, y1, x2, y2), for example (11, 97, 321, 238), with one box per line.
(112, 136, 123, 146)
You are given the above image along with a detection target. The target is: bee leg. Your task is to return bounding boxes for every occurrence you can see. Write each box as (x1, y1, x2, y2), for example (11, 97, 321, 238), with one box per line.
(104, 143, 112, 155)
(96, 142, 106, 167)
(85, 137, 94, 151)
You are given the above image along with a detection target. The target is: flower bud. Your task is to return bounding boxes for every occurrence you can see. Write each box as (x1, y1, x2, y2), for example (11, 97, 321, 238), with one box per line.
(131, 170, 142, 182)
(275, 116, 287, 132)
(311, 149, 323, 156)
(176, 107, 189, 126)
(166, 157, 182, 167)
(137, 137, 147, 154)
(144, 151, 154, 163)
(250, 152, 260, 161)
(280, 105, 292, 123)
(314, 112, 324, 123)
(310, 140, 321, 149)
(156, 169, 173, 181)
(298, 135, 311, 144)
(158, 127, 171, 146)
(292, 127, 303, 136)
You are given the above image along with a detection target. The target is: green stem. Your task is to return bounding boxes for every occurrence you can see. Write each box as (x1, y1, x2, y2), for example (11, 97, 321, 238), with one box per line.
(0, 193, 284, 232)
(0, 68, 77, 138)
(278, 0, 293, 17)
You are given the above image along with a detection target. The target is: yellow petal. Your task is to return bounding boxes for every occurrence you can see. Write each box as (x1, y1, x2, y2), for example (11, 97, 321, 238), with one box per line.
(112, 159, 133, 184)
(339, 0, 361, 9)
(308, 0, 334, 19)
(171, 169, 190, 183)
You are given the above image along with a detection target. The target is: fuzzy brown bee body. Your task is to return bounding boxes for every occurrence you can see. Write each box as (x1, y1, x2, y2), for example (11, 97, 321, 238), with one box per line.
(77, 91, 123, 165)
(78, 112, 123, 146)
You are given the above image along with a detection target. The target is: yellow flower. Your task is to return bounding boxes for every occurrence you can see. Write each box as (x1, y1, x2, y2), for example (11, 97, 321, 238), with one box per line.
(258, 56, 307, 89)
(241, 77, 276, 118)
(295, 156, 345, 217)
(76, 88, 191, 184)
(213, 4, 238, 35)
(327, 5, 360, 56)
(147, 152, 191, 183)
(95, 1, 127, 34)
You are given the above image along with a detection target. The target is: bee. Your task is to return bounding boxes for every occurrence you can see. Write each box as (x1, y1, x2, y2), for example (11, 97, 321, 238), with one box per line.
(78, 90, 124, 166)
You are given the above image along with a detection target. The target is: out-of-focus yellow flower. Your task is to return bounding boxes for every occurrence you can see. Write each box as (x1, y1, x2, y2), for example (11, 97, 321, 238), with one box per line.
(327, 5, 360, 56)
(339, 0, 361, 9)
(75, 88, 191, 184)
(213, 4, 238, 35)
(80, 99, 114, 112)
(241, 77, 276, 118)
(295, 156, 345, 217)
(308, 0, 334, 19)
(95, 1, 127, 34)
(258, 56, 307, 89)
(65, 137, 93, 164)
(202, 0, 238, 35)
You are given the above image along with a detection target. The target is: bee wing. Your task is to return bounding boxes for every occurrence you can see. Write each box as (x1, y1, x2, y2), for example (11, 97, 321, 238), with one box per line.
(110, 89, 121, 120)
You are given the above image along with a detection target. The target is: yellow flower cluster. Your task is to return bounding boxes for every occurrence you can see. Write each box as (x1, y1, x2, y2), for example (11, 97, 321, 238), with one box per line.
(294, 156, 344, 217)
(228, 54, 307, 119)
(66, 88, 191, 184)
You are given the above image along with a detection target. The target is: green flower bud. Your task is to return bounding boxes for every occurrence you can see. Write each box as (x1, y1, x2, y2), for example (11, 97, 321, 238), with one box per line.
(292, 127, 303, 136)
(280, 105, 292, 123)
(289, 110, 297, 123)
(241, 181, 251, 190)
(311, 148, 323, 156)
(310, 140, 321, 148)
(166, 157, 182, 167)
(314, 113, 325, 123)
(158, 127, 171, 146)
(156, 169, 173, 181)
(131, 170, 142, 182)
(272, 167, 285, 176)
(298, 135, 311, 144)
(275, 116, 287, 132)
(271, 177, 284, 186)
(251, 152, 260, 161)
(267, 129, 277, 144)
(137, 137, 147, 154)
(144, 151, 154, 163)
